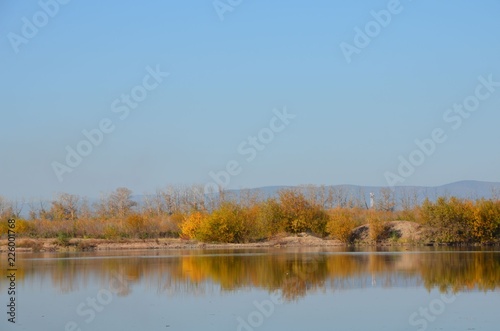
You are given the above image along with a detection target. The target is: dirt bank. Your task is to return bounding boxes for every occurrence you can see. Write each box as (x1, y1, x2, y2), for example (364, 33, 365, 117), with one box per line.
(0, 224, 431, 253)
(0, 234, 350, 253)
(351, 221, 425, 245)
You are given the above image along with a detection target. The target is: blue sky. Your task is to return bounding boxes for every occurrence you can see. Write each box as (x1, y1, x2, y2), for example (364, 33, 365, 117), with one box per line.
(1, 0, 500, 199)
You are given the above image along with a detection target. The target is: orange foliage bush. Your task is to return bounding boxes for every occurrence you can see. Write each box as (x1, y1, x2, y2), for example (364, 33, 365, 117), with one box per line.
(471, 200, 500, 243)
(197, 202, 251, 243)
(278, 189, 328, 235)
(327, 208, 357, 243)
(180, 212, 207, 240)
(367, 211, 391, 242)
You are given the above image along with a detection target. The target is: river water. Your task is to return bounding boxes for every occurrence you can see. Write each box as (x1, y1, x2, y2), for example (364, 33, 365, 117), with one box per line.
(1, 247, 499, 331)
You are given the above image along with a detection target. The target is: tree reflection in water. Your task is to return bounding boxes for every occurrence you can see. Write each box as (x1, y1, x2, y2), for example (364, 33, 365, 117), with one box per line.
(1, 249, 499, 301)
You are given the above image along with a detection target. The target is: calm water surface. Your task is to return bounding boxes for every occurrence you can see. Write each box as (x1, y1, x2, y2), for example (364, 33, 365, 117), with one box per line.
(1, 247, 499, 331)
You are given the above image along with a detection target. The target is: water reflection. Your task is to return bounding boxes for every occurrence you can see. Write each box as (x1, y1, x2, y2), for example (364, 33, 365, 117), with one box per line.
(2, 248, 499, 301)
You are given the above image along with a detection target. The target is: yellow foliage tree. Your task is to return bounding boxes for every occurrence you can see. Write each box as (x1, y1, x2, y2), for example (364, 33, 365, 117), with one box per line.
(420, 197, 474, 243)
(15, 219, 35, 236)
(367, 211, 390, 242)
(278, 189, 328, 235)
(180, 212, 207, 240)
(126, 214, 149, 238)
(327, 208, 357, 244)
(472, 200, 500, 243)
(197, 202, 250, 243)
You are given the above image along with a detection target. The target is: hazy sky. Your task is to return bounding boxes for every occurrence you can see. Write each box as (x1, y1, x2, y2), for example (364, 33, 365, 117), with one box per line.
(1, 0, 500, 199)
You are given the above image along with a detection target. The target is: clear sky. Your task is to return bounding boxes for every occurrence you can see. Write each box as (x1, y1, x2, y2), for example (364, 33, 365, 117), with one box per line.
(1, 0, 500, 199)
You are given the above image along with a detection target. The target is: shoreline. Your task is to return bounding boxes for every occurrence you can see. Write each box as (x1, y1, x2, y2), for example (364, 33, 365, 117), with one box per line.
(0, 235, 345, 253)
(2, 234, 498, 253)
(2, 220, 498, 253)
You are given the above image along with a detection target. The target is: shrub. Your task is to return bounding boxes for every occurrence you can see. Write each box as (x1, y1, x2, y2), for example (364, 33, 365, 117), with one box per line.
(55, 233, 71, 246)
(278, 189, 329, 235)
(15, 219, 36, 236)
(126, 214, 146, 238)
(420, 197, 474, 243)
(180, 211, 207, 240)
(196, 202, 252, 243)
(0, 219, 8, 238)
(257, 199, 286, 236)
(367, 211, 389, 242)
(0, 218, 36, 238)
(103, 225, 122, 239)
(72, 217, 104, 238)
(327, 209, 357, 244)
(245, 204, 267, 240)
(158, 216, 181, 237)
(471, 199, 500, 243)
(308, 208, 329, 237)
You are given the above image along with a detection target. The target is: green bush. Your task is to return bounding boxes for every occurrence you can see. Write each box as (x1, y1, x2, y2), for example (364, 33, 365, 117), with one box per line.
(56, 232, 71, 246)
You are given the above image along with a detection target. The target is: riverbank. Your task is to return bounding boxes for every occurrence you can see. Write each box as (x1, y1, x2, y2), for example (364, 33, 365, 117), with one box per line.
(0, 234, 346, 253)
(2, 221, 498, 253)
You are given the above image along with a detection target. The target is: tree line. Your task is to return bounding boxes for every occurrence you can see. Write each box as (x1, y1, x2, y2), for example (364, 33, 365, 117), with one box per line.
(1, 185, 499, 244)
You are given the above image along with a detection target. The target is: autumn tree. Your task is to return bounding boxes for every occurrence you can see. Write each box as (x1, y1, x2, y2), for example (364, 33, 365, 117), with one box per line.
(420, 197, 474, 243)
(233, 188, 263, 209)
(327, 208, 357, 244)
(112, 188, 137, 218)
(367, 210, 390, 242)
(398, 187, 419, 221)
(329, 186, 349, 208)
(257, 198, 285, 235)
(180, 211, 207, 240)
(399, 187, 419, 211)
(471, 199, 500, 243)
(278, 188, 328, 235)
(196, 202, 253, 243)
(154, 185, 207, 215)
(376, 188, 396, 212)
(0, 196, 14, 220)
(49, 193, 80, 221)
(79, 197, 92, 220)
